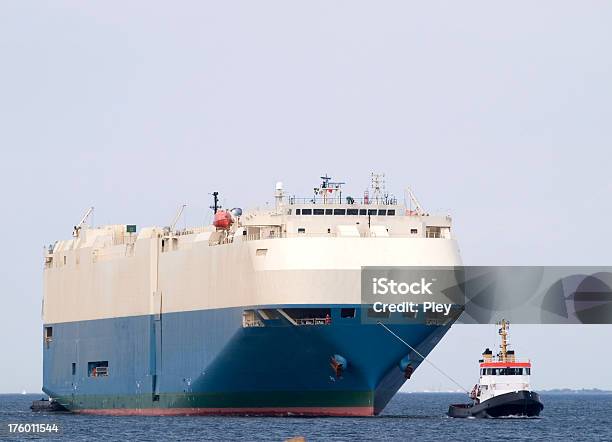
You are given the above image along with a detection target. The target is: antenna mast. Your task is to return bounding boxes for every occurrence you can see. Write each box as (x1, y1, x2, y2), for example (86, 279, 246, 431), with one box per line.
(370, 173, 386, 204)
(210, 192, 220, 214)
(498, 319, 509, 361)
(315, 175, 345, 204)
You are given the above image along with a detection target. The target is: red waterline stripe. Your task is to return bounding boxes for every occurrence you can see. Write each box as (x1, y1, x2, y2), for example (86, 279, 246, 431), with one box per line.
(76, 406, 375, 417)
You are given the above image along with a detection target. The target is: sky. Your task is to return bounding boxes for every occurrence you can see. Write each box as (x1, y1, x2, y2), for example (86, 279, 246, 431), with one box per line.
(0, 1, 611, 393)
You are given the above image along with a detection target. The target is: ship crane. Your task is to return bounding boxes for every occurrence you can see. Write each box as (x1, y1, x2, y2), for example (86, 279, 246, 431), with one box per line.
(169, 204, 187, 232)
(73, 206, 94, 237)
(404, 187, 425, 215)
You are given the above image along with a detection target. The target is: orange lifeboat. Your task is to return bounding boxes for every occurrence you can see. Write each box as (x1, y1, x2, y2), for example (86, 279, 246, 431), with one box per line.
(213, 210, 232, 229)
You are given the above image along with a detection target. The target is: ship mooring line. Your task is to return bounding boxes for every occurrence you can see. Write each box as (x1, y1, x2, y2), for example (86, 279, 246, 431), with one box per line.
(377, 321, 470, 394)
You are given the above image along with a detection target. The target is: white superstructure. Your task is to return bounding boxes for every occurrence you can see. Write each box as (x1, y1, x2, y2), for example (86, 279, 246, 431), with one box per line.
(43, 176, 461, 325)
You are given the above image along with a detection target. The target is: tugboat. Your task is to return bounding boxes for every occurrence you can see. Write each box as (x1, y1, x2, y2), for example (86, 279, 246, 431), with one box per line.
(448, 320, 544, 418)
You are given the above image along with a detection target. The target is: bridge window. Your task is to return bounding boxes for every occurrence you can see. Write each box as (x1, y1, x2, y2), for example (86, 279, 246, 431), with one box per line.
(295, 209, 301, 215)
(368, 209, 376, 215)
(298, 228, 306, 234)
(325, 209, 332, 215)
(302, 209, 312, 215)
(313, 209, 324, 215)
(387, 209, 395, 215)
(347, 209, 358, 215)
(334, 209, 346, 215)
(359, 209, 367, 215)
(378, 209, 387, 216)
(483, 367, 530, 375)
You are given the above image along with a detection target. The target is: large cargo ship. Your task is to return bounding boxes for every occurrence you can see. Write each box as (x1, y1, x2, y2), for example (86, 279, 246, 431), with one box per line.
(42, 175, 462, 416)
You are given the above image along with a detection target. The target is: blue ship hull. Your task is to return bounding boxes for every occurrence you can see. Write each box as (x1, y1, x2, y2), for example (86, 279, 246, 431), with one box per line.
(43, 305, 451, 416)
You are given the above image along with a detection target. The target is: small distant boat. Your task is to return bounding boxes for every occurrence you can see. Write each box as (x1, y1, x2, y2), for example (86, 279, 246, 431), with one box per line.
(448, 320, 544, 418)
(31, 398, 68, 412)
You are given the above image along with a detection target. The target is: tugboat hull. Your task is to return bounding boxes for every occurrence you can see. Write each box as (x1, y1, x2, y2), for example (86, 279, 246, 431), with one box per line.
(448, 391, 543, 418)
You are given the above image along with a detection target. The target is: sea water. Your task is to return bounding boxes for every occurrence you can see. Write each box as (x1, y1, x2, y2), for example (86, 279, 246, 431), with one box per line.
(1, 393, 610, 441)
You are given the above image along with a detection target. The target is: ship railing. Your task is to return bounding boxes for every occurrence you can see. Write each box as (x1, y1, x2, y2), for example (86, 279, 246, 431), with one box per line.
(287, 196, 398, 206)
(242, 231, 450, 240)
(293, 232, 338, 238)
(245, 232, 287, 241)
(295, 317, 330, 326)
(289, 232, 435, 239)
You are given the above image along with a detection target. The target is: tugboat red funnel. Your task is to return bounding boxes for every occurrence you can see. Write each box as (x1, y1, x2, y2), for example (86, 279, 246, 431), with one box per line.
(448, 319, 544, 418)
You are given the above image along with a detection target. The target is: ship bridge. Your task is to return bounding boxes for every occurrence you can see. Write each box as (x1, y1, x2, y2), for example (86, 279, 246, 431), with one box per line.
(236, 175, 453, 242)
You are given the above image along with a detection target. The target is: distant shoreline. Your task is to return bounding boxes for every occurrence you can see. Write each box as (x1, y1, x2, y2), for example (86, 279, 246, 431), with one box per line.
(400, 388, 612, 395)
(538, 388, 612, 395)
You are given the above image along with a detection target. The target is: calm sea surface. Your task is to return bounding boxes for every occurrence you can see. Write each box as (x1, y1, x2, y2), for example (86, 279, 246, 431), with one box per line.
(0, 393, 610, 441)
